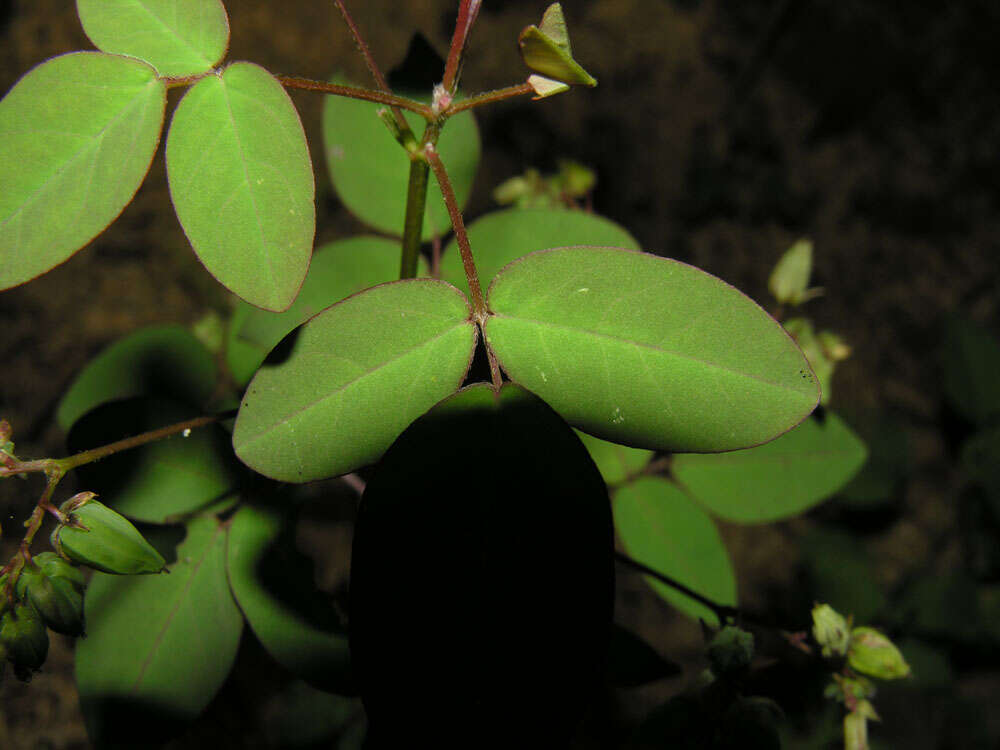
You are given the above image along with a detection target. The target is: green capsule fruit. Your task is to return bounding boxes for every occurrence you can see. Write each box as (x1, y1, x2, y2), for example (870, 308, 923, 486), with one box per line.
(33, 551, 86, 589)
(52, 498, 166, 575)
(848, 626, 911, 680)
(0, 602, 49, 677)
(14, 564, 85, 637)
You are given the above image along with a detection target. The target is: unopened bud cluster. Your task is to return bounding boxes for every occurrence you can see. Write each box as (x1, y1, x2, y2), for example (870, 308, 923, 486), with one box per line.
(2, 492, 166, 682)
(1, 552, 85, 681)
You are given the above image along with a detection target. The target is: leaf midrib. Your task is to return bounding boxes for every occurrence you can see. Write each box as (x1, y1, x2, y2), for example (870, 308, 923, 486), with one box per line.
(0, 71, 161, 231)
(130, 521, 224, 694)
(127, 0, 215, 68)
(238, 319, 473, 447)
(489, 313, 814, 398)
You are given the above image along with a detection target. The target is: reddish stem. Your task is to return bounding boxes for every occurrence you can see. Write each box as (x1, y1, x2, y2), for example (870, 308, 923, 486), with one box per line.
(331, 0, 412, 134)
(422, 145, 486, 320)
(442, 0, 482, 93)
(275, 75, 431, 116)
(446, 82, 534, 116)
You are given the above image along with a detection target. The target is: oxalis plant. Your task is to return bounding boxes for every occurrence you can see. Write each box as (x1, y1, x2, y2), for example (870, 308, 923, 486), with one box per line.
(0, 1, 908, 748)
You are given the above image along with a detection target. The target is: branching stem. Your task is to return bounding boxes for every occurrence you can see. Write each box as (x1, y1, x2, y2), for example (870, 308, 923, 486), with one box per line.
(275, 76, 432, 117)
(0, 411, 235, 577)
(446, 82, 535, 115)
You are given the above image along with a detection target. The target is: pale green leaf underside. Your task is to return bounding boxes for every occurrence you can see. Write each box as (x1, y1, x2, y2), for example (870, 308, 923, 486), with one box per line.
(233, 280, 476, 482)
(613, 477, 735, 624)
(77, 0, 230, 77)
(322, 79, 479, 239)
(575, 430, 652, 486)
(167, 62, 315, 311)
(0, 52, 165, 290)
(441, 207, 639, 300)
(57, 324, 217, 431)
(486, 247, 819, 452)
(672, 411, 868, 523)
(236, 235, 429, 357)
(76, 515, 242, 743)
(227, 505, 352, 692)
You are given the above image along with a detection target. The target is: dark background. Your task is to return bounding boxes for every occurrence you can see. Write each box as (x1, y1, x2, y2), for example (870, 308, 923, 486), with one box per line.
(1, 0, 998, 747)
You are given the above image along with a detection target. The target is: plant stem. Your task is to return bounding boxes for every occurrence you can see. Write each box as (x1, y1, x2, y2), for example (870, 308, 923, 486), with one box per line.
(443, 0, 482, 93)
(614, 551, 739, 624)
(0, 411, 235, 479)
(331, 0, 412, 135)
(423, 144, 486, 320)
(275, 75, 432, 116)
(400, 158, 430, 279)
(55, 412, 236, 473)
(446, 82, 535, 116)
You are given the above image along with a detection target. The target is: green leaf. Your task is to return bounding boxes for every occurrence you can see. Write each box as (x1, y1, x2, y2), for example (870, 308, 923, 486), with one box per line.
(575, 430, 652, 486)
(76, 0, 230, 77)
(67, 398, 242, 524)
(940, 316, 1000, 425)
(166, 62, 314, 311)
(486, 247, 819, 452)
(613, 477, 736, 624)
(233, 280, 476, 482)
(56, 324, 217, 432)
(322, 80, 479, 239)
(670, 411, 867, 523)
(352, 383, 612, 745)
(0, 52, 165, 290)
(227, 504, 352, 693)
(440, 207, 639, 301)
(235, 236, 428, 353)
(76, 515, 242, 746)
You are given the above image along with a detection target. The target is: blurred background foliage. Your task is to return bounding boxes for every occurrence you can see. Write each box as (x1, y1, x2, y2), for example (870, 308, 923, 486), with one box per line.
(1, 0, 998, 747)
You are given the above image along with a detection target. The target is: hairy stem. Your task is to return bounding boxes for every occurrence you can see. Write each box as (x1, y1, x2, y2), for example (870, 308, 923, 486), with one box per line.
(446, 82, 534, 116)
(275, 75, 432, 116)
(331, 0, 412, 134)
(443, 0, 482, 93)
(423, 144, 486, 319)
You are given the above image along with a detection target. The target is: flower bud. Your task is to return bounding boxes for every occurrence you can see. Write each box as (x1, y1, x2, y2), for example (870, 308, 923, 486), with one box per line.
(706, 625, 754, 677)
(51, 496, 165, 575)
(0, 602, 49, 678)
(32, 551, 86, 589)
(812, 603, 850, 658)
(15, 563, 85, 637)
(848, 627, 911, 680)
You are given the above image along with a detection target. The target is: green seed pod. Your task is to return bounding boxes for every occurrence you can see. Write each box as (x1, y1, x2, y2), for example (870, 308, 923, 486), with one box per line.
(848, 626, 911, 680)
(33, 551, 86, 589)
(0, 602, 49, 676)
(51, 498, 166, 575)
(14, 564, 85, 637)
